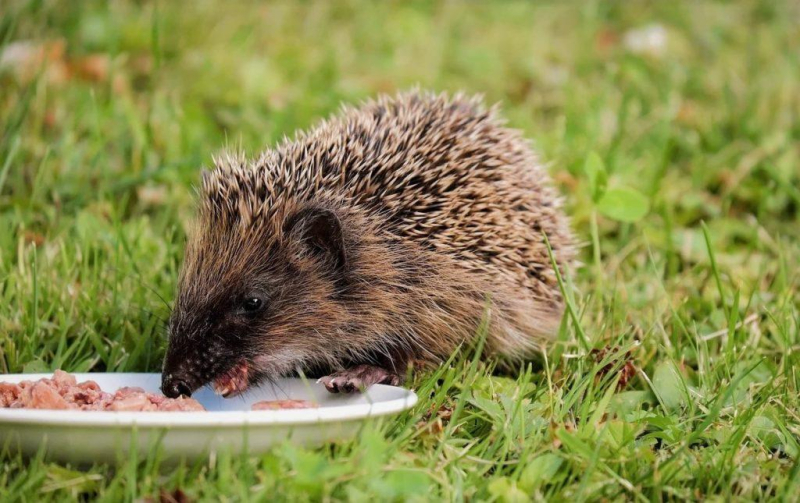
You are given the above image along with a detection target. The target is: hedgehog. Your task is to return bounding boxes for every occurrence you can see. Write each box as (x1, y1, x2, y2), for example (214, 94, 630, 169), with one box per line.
(161, 91, 573, 398)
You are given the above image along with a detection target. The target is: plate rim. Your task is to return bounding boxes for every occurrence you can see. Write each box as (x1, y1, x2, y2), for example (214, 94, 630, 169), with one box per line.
(0, 373, 418, 427)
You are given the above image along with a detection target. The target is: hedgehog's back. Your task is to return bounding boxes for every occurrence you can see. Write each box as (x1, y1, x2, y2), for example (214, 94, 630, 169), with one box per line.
(272, 92, 573, 299)
(205, 91, 572, 305)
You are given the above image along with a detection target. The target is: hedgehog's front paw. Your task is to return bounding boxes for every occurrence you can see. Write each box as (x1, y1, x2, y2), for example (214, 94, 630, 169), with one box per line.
(318, 364, 402, 393)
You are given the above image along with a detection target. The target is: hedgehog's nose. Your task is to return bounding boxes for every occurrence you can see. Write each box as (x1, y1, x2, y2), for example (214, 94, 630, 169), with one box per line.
(162, 377, 193, 398)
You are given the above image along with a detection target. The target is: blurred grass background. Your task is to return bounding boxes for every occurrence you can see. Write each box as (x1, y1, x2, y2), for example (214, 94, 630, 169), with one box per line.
(1, 0, 799, 500)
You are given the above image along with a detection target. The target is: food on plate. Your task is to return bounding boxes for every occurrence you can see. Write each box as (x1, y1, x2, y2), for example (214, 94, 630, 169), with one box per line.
(1, 371, 319, 412)
(0, 370, 205, 411)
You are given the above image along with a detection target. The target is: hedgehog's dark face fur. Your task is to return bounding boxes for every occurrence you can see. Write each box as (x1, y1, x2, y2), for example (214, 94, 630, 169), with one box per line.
(162, 161, 356, 398)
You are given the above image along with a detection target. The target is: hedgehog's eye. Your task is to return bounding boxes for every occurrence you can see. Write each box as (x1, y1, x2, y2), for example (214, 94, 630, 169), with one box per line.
(241, 297, 264, 314)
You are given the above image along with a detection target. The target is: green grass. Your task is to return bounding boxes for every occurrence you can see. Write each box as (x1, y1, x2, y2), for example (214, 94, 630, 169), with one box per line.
(1, 0, 799, 500)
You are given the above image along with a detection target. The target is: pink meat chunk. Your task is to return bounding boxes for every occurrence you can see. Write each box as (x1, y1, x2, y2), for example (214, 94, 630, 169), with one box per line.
(108, 391, 158, 411)
(251, 399, 317, 411)
(114, 386, 146, 398)
(28, 381, 70, 410)
(157, 396, 206, 412)
(0, 382, 22, 408)
(52, 369, 77, 387)
(63, 380, 114, 410)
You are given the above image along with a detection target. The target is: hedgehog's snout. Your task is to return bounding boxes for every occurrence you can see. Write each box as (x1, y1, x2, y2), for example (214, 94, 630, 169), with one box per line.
(161, 334, 208, 398)
(161, 359, 204, 398)
(162, 320, 241, 398)
(162, 375, 193, 398)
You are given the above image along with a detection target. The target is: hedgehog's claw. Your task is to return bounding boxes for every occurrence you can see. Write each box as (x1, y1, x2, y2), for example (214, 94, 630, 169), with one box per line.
(317, 364, 401, 393)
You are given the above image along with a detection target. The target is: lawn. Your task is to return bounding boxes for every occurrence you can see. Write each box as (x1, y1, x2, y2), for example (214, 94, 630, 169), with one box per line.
(1, 0, 799, 500)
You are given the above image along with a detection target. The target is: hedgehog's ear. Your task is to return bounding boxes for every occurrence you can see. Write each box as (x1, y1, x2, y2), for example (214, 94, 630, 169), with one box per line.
(285, 207, 346, 270)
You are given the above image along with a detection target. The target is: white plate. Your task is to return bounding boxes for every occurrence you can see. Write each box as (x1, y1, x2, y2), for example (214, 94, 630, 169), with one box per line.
(0, 373, 417, 464)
